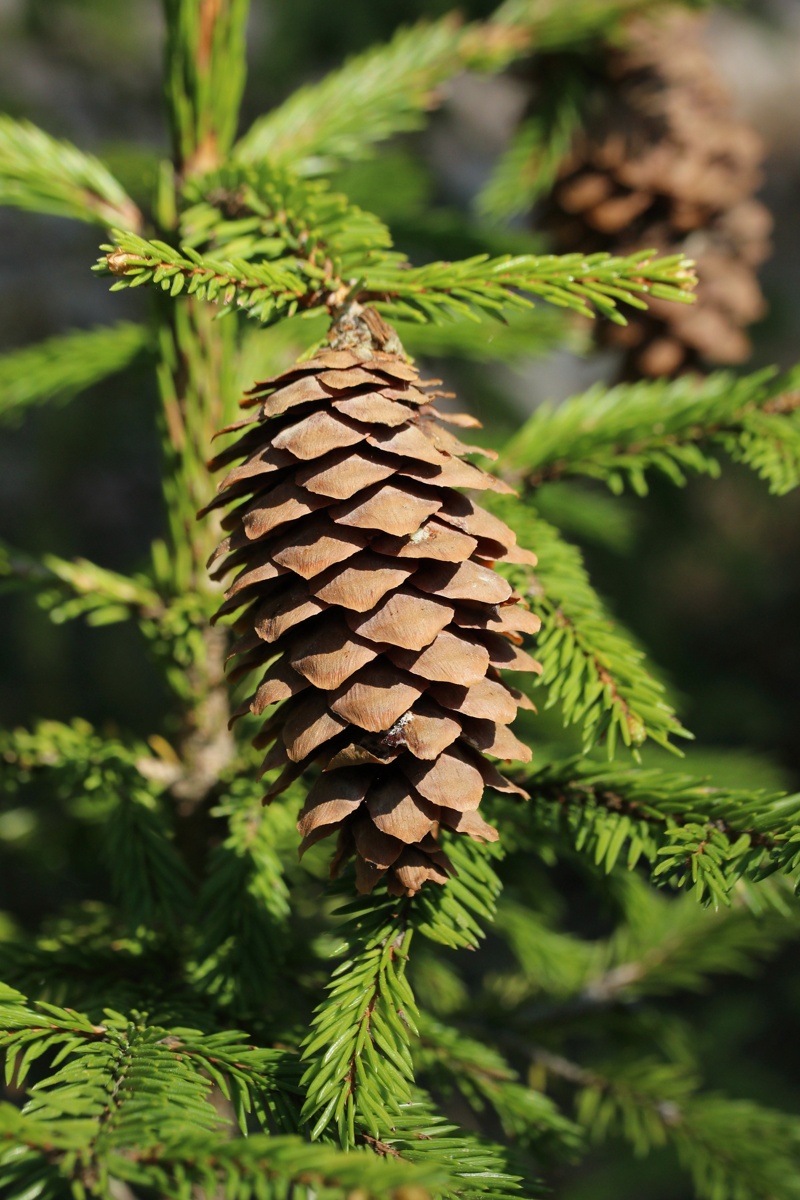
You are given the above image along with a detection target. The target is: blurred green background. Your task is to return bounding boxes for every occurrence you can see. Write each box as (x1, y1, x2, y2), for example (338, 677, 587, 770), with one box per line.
(1, 1, 799, 1195)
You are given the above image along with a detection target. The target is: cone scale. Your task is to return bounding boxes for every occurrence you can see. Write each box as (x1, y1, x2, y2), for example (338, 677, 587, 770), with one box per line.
(206, 304, 540, 896)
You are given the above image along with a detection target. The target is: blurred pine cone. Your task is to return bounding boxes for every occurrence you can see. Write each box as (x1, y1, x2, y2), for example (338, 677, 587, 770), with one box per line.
(207, 305, 539, 897)
(544, 11, 772, 377)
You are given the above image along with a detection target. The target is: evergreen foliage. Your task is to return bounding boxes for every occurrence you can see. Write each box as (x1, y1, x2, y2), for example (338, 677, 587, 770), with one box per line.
(97, 229, 695, 328)
(517, 757, 800, 903)
(487, 500, 689, 754)
(1, 2, 799, 1198)
(477, 74, 586, 222)
(234, 17, 468, 174)
(0, 323, 151, 426)
(505, 367, 800, 497)
(0, 116, 142, 229)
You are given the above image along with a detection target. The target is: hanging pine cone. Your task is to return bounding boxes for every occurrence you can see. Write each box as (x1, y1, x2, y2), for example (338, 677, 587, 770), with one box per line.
(205, 304, 539, 897)
(543, 11, 772, 377)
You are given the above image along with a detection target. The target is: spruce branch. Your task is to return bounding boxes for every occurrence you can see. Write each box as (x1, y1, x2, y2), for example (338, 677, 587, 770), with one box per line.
(1, 722, 193, 929)
(534, 1050, 800, 1200)
(477, 71, 586, 222)
(0, 1105, 446, 1200)
(300, 894, 419, 1146)
(0, 539, 163, 627)
(0, 910, 204, 1021)
(300, 837, 507, 1149)
(1, 992, 530, 1198)
(0, 323, 151, 426)
(0, 116, 142, 230)
(517, 757, 800, 903)
(234, 17, 466, 173)
(180, 162, 396, 277)
(487, 501, 688, 754)
(489, 879, 797, 1025)
(106, 1131, 446, 1200)
(233, 1, 702, 178)
(505, 367, 800, 497)
(0, 987, 292, 1127)
(95, 231, 315, 323)
(193, 783, 295, 1010)
(415, 1013, 581, 1157)
(97, 224, 695, 334)
(375, 1098, 537, 1200)
(365, 249, 696, 326)
(1, 989, 410, 1200)
(581, 876, 800, 1003)
(163, 0, 252, 174)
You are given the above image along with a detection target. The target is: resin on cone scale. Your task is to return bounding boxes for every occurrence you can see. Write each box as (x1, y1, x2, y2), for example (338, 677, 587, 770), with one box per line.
(206, 303, 540, 896)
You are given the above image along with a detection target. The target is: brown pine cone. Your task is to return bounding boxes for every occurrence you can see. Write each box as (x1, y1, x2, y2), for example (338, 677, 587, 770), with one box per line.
(205, 304, 539, 897)
(543, 11, 772, 377)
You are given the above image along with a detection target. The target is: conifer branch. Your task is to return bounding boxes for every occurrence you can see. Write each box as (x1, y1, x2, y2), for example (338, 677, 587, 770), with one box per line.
(0, 1107, 445, 1200)
(491, 881, 797, 1022)
(181, 163, 396, 276)
(1, 722, 193, 929)
(0, 988, 430, 1200)
(233, 2, 699, 178)
(505, 367, 800, 497)
(97, 224, 695, 333)
(300, 840, 504, 1148)
(581, 877, 799, 1002)
(193, 783, 295, 1009)
(477, 73, 585, 222)
(300, 895, 419, 1146)
(163, 0, 252, 174)
(0, 323, 151, 426)
(487, 501, 689, 754)
(234, 17, 466, 173)
(0, 116, 142, 230)
(0, 539, 163, 627)
(534, 1051, 800, 1200)
(107, 1131, 446, 1200)
(95, 231, 315, 323)
(375, 1098, 536, 1200)
(365, 249, 696, 326)
(416, 1013, 581, 1155)
(0, 987, 293, 1125)
(517, 757, 800, 903)
(0, 910, 198, 1020)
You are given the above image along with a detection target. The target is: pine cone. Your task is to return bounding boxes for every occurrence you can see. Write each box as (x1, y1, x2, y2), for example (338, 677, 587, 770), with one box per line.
(206, 305, 539, 897)
(543, 12, 772, 377)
